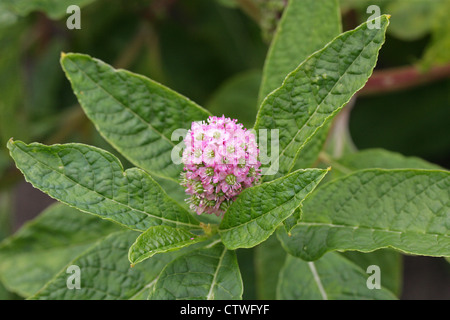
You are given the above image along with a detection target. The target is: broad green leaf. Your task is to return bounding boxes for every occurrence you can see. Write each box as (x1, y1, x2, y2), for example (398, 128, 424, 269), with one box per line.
(258, 0, 341, 104)
(219, 168, 328, 250)
(284, 149, 443, 233)
(8, 140, 200, 232)
(278, 169, 450, 261)
(0, 203, 121, 297)
(149, 241, 243, 300)
(60, 53, 211, 182)
(342, 249, 402, 296)
(30, 230, 196, 300)
(254, 234, 286, 299)
(0, 3, 17, 26)
(0, 0, 96, 19)
(0, 191, 12, 242)
(128, 225, 206, 266)
(254, 15, 389, 180)
(305, 148, 435, 295)
(257, 0, 341, 171)
(325, 148, 442, 179)
(277, 252, 396, 300)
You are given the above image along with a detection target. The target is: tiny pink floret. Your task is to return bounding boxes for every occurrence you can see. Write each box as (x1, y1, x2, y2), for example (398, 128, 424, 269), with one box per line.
(180, 115, 261, 216)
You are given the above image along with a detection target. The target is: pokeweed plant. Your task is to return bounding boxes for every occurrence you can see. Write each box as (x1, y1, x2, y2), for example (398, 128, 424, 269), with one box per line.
(1, 0, 449, 301)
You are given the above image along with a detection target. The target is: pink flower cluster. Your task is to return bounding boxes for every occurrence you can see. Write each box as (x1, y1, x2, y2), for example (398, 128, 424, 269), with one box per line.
(180, 115, 261, 216)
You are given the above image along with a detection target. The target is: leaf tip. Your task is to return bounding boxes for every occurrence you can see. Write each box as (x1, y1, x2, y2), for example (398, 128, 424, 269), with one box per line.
(6, 138, 15, 150)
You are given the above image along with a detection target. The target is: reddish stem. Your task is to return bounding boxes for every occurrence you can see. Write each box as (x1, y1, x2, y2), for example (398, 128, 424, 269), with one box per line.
(360, 64, 450, 96)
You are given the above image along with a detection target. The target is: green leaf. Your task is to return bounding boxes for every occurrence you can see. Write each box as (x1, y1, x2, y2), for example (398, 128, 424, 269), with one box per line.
(291, 122, 331, 169)
(278, 169, 450, 261)
(207, 70, 261, 129)
(0, 191, 12, 242)
(277, 252, 396, 300)
(342, 249, 403, 296)
(219, 168, 328, 250)
(0, 203, 121, 297)
(128, 225, 206, 266)
(30, 230, 194, 300)
(254, 235, 286, 299)
(7, 140, 200, 232)
(254, 15, 390, 179)
(149, 241, 243, 300)
(421, 0, 450, 69)
(257, 0, 342, 171)
(0, 0, 96, 19)
(0, 22, 27, 150)
(384, 0, 440, 41)
(60, 53, 211, 183)
(258, 0, 341, 104)
(324, 148, 442, 179)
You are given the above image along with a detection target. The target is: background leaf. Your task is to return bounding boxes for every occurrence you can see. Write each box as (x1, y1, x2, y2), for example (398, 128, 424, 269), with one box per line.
(60, 53, 211, 183)
(30, 230, 200, 300)
(257, 0, 342, 170)
(128, 225, 206, 266)
(207, 69, 261, 129)
(0, 203, 121, 297)
(149, 241, 243, 300)
(342, 249, 402, 296)
(258, 0, 341, 104)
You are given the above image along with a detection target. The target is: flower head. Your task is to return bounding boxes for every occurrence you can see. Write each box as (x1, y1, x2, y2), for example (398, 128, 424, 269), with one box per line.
(181, 115, 261, 216)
